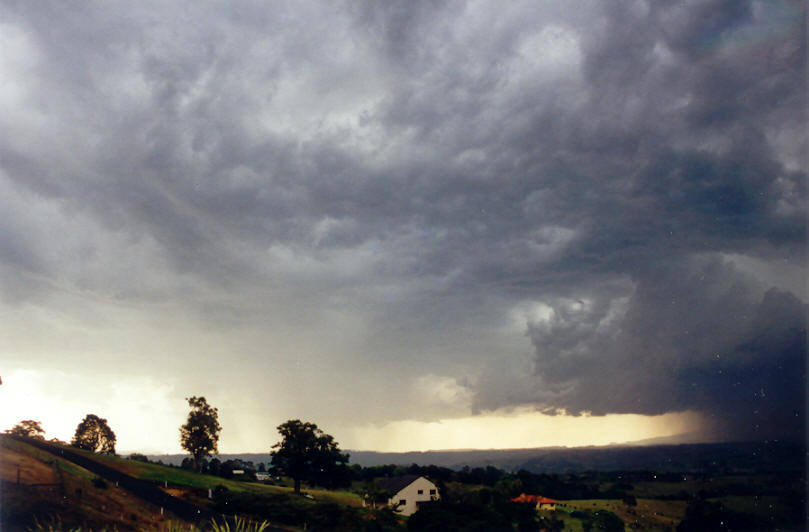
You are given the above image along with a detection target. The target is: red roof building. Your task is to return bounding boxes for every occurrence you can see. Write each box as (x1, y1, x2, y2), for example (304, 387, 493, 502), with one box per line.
(511, 493, 557, 510)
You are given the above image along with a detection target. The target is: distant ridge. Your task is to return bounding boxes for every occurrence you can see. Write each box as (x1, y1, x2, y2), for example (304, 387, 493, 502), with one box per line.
(147, 440, 803, 474)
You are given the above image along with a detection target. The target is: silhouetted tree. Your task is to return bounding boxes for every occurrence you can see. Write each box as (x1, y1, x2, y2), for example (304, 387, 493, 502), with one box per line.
(71, 414, 116, 454)
(179, 396, 222, 471)
(270, 419, 350, 494)
(5, 420, 45, 440)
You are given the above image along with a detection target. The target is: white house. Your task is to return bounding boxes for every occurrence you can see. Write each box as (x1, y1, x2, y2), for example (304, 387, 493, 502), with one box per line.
(364, 475, 440, 516)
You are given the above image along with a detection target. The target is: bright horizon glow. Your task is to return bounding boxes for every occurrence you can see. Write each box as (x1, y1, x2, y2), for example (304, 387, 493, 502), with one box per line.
(343, 408, 707, 453)
(0, 369, 705, 454)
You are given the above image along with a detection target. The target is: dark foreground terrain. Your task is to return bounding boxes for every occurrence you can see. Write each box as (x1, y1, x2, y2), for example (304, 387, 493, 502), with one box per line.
(3, 436, 805, 531)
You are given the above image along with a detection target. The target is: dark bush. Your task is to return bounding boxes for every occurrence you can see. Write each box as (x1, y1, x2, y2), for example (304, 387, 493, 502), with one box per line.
(591, 510, 624, 531)
(408, 502, 511, 531)
(676, 499, 762, 531)
(622, 494, 637, 506)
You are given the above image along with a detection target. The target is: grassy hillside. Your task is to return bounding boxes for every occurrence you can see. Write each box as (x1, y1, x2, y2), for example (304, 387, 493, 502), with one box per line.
(0, 436, 176, 531)
(75, 449, 362, 507)
(2, 437, 373, 531)
(560, 498, 686, 531)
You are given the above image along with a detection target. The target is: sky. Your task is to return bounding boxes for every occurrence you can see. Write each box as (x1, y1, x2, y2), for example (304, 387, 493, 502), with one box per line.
(0, 1, 806, 455)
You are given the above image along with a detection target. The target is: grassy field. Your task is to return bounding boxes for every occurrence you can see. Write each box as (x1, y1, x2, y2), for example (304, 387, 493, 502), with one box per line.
(58, 445, 363, 508)
(558, 498, 686, 531)
(630, 472, 798, 499)
(2, 437, 365, 530)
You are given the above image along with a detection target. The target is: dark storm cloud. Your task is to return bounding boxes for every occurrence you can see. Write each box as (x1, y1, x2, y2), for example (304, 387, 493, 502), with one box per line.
(463, 1, 806, 440)
(485, 257, 805, 440)
(0, 1, 804, 436)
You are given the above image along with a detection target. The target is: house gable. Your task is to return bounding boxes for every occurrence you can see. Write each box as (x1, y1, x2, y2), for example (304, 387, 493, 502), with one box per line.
(366, 475, 439, 516)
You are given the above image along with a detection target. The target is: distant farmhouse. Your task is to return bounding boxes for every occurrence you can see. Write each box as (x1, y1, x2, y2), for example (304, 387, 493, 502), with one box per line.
(511, 493, 557, 511)
(363, 475, 440, 516)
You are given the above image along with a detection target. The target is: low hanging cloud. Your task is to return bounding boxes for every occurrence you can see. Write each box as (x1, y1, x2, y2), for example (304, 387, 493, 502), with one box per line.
(474, 257, 805, 441)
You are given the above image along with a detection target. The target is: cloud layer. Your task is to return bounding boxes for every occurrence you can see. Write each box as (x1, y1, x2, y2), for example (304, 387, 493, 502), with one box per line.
(0, 1, 805, 447)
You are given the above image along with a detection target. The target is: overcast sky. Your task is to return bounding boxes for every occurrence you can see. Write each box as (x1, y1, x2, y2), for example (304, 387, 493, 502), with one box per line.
(1, 1, 805, 454)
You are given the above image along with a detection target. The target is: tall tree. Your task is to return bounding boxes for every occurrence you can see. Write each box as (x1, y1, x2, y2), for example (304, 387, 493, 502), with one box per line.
(5, 420, 46, 440)
(71, 414, 116, 454)
(270, 419, 350, 494)
(179, 396, 222, 471)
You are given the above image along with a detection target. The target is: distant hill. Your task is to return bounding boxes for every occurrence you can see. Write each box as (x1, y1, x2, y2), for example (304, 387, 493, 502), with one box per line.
(148, 440, 804, 473)
(348, 441, 804, 473)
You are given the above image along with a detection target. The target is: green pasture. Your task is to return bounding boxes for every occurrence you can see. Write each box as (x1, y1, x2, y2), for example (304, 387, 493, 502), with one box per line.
(559, 498, 686, 531)
(52, 446, 363, 507)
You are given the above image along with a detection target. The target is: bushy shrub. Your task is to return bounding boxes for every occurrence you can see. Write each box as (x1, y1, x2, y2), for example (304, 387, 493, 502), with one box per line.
(407, 502, 511, 531)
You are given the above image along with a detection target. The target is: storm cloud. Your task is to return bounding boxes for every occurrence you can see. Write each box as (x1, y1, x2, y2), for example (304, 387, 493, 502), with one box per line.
(0, 0, 805, 446)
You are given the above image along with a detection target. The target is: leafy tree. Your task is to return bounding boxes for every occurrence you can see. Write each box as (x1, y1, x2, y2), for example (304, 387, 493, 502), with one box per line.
(5, 420, 45, 439)
(71, 414, 116, 454)
(179, 396, 222, 471)
(270, 419, 350, 494)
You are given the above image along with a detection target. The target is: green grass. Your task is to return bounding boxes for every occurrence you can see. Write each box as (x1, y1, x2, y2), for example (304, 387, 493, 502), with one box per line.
(549, 507, 586, 532)
(560, 498, 686, 531)
(45, 444, 363, 508)
(714, 495, 787, 515)
(630, 473, 791, 499)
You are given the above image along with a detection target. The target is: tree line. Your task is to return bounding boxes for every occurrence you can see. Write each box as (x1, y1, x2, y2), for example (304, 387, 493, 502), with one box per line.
(5, 396, 350, 497)
(4, 404, 644, 502)
(6, 415, 117, 454)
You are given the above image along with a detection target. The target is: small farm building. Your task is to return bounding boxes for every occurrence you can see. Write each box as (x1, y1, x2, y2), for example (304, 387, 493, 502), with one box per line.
(511, 493, 558, 511)
(363, 475, 440, 516)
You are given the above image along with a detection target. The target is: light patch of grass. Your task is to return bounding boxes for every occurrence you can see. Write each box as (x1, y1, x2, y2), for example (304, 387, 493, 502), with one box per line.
(304, 487, 362, 507)
(90, 453, 358, 506)
(559, 498, 686, 531)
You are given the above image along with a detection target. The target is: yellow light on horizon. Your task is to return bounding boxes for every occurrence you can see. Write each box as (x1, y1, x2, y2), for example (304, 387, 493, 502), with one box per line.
(2, 368, 707, 454)
(345, 407, 707, 452)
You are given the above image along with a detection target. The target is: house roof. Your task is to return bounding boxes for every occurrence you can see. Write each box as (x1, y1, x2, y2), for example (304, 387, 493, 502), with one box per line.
(511, 493, 557, 504)
(377, 474, 425, 495)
